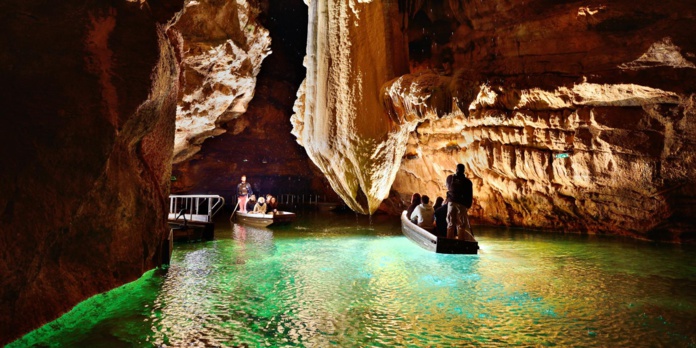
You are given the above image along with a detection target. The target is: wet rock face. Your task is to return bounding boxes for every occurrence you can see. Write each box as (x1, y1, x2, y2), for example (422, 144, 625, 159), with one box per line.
(384, 0, 696, 241)
(170, 0, 271, 163)
(0, 0, 182, 344)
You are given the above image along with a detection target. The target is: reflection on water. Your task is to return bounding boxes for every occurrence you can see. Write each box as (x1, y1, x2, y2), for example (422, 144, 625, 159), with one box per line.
(232, 224, 275, 264)
(10, 212, 696, 347)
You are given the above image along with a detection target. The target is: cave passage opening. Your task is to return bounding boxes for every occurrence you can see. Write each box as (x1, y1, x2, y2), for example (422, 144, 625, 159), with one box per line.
(169, 0, 343, 207)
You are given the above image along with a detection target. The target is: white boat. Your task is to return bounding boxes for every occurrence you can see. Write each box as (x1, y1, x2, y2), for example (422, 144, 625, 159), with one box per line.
(401, 211, 478, 254)
(234, 211, 296, 227)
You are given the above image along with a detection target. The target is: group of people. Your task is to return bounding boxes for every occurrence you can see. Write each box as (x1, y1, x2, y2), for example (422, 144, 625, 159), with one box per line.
(407, 163, 475, 241)
(235, 175, 278, 214)
(234, 164, 474, 241)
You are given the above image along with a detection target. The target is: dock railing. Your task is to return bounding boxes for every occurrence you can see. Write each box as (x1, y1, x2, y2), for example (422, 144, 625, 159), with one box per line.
(277, 194, 328, 205)
(168, 195, 225, 223)
(276, 194, 344, 211)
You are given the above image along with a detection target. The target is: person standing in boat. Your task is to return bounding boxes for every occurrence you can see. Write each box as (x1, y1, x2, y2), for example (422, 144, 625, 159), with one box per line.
(236, 175, 254, 213)
(446, 163, 475, 241)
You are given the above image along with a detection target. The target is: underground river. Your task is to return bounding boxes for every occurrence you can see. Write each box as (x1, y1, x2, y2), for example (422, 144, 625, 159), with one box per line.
(11, 211, 696, 347)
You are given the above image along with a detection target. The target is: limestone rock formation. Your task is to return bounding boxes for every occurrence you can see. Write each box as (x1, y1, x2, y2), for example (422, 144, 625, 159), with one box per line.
(170, 0, 271, 163)
(387, 75, 695, 240)
(384, 0, 696, 241)
(170, 0, 337, 202)
(291, 0, 410, 214)
(290, 0, 695, 239)
(0, 0, 182, 344)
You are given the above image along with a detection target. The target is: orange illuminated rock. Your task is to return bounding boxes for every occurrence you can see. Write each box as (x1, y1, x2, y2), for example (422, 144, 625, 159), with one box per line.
(382, 0, 696, 241)
(386, 75, 695, 239)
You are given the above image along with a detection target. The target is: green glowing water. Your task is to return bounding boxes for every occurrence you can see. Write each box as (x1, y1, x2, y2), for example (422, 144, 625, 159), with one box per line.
(11, 213, 696, 347)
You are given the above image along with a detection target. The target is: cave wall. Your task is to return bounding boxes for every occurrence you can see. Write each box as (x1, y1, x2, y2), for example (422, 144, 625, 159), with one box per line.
(171, 0, 337, 202)
(286, 0, 695, 239)
(170, 0, 271, 163)
(384, 0, 696, 241)
(0, 0, 182, 344)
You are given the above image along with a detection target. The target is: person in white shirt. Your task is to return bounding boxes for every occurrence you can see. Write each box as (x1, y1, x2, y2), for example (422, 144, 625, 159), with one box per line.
(410, 195, 435, 229)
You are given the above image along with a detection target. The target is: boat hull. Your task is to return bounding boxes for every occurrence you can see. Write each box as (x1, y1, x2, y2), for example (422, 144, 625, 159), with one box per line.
(401, 211, 478, 254)
(235, 211, 296, 227)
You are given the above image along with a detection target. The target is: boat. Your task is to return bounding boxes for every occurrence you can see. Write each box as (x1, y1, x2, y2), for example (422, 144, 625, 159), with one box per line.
(234, 210, 296, 227)
(401, 211, 479, 254)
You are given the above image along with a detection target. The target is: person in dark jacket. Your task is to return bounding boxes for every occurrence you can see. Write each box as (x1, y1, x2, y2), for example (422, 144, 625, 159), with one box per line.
(433, 198, 449, 237)
(236, 175, 253, 213)
(406, 193, 421, 221)
(265, 194, 278, 213)
(246, 195, 257, 213)
(446, 163, 474, 240)
(433, 196, 444, 211)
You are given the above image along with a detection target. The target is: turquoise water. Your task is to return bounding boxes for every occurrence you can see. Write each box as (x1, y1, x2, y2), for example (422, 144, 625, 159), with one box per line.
(11, 212, 696, 347)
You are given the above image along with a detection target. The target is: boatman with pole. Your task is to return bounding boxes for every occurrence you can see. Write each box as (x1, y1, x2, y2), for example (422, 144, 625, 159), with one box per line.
(236, 175, 254, 213)
(446, 163, 475, 241)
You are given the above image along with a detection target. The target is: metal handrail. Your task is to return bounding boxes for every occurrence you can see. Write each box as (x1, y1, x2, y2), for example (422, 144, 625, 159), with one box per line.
(168, 195, 226, 223)
(277, 194, 329, 205)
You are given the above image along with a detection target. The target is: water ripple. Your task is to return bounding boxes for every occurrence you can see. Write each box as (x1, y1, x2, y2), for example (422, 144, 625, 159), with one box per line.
(138, 222, 696, 347)
(14, 215, 696, 347)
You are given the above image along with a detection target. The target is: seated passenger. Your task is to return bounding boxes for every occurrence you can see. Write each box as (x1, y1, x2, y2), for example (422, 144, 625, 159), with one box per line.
(265, 194, 278, 212)
(433, 198, 449, 237)
(433, 196, 444, 211)
(252, 197, 267, 214)
(406, 193, 421, 220)
(246, 195, 257, 213)
(410, 195, 435, 229)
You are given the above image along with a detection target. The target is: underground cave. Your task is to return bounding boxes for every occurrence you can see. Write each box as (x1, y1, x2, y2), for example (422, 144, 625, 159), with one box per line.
(1, 0, 695, 346)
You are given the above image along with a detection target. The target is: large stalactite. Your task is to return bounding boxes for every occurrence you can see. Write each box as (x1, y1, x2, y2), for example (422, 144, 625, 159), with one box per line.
(291, 0, 410, 214)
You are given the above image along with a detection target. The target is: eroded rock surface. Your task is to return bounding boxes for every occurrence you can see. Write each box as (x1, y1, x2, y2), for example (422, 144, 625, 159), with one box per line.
(387, 75, 695, 240)
(291, 0, 409, 214)
(384, 0, 696, 240)
(170, 0, 271, 163)
(170, 0, 336, 202)
(0, 0, 182, 343)
(290, 0, 695, 239)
